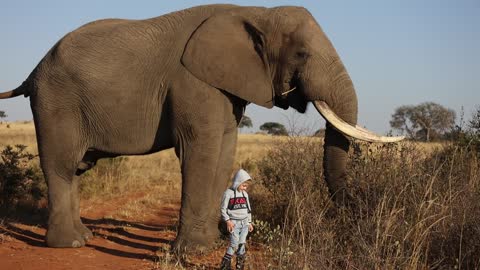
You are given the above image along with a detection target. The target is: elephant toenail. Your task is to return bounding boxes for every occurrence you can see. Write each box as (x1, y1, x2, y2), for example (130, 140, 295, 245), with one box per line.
(72, 240, 82, 248)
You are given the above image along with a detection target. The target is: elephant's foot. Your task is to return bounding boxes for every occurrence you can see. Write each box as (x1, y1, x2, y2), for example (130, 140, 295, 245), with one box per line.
(46, 225, 86, 248)
(173, 229, 219, 255)
(74, 220, 93, 242)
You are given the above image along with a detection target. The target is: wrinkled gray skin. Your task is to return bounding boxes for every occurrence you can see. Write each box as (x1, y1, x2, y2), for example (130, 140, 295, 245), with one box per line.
(1, 5, 357, 251)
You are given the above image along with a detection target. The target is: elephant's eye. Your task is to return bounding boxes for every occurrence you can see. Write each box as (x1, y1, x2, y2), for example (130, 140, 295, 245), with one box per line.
(296, 51, 309, 60)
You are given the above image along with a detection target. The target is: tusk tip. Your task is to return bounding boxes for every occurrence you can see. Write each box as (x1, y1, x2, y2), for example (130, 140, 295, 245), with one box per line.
(313, 100, 406, 143)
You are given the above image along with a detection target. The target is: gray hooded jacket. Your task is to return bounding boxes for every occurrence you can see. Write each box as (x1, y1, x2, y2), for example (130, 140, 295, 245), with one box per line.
(220, 169, 252, 223)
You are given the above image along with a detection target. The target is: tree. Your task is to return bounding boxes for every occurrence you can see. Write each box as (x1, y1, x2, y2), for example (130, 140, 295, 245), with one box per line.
(260, 122, 288, 136)
(238, 115, 253, 129)
(451, 106, 480, 155)
(467, 106, 480, 154)
(390, 102, 455, 141)
(0, 110, 6, 125)
(469, 106, 480, 134)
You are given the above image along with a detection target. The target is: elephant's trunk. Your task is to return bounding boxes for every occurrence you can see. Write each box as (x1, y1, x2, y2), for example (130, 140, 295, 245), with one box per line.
(309, 61, 403, 204)
(316, 70, 357, 203)
(323, 123, 351, 203)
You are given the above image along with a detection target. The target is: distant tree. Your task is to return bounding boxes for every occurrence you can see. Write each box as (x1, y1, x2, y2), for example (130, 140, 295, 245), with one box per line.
(467, 106, 480, 154)
(238, 115, 253, 129)
(469, 106, 480, 134)
(390, 102, 455, 141)
(260, 122, 288, 136)
(0, 110, 6, 124)
(450, 106, 480, 155)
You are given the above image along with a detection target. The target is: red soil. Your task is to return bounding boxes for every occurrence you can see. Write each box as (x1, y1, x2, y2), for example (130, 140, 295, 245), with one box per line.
(0, 193, 268, 270)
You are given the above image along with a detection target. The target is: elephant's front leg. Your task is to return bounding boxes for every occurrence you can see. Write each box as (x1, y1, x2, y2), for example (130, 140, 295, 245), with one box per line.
(171, 104, 241, 253)
(206, 126, 238, 239)
(173, 126, 231, 252)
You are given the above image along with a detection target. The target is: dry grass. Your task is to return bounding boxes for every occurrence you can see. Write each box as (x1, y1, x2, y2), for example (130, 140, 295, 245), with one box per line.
(0, 122, 283, 198)
(250, 137, 480, 269)
(2, 121, 477, 269)
(0, 121, 37, 152)
(0, 122, 273, 197)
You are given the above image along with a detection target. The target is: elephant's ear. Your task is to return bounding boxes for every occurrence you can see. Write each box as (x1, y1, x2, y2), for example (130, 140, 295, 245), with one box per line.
(182, 13, 274, 108)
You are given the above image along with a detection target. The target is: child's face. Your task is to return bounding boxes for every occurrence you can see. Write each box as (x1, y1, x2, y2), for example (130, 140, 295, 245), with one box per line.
(237, 181, 250, 192)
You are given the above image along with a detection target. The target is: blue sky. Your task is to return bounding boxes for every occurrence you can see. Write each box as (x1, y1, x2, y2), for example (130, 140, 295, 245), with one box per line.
(1, 0, 478, 134)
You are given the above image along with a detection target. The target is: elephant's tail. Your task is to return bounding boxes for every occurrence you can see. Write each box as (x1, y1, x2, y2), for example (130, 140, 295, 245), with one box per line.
(0, 81, 30, 99)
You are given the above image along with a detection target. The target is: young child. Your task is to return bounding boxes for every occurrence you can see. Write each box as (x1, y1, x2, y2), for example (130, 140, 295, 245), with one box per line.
(219, 169, 254, 270)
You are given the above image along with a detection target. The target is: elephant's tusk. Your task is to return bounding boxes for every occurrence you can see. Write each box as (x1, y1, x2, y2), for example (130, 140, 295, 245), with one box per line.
(282, 87, 296, 96)
(353, 124, 405, 142)
(313, 101, 405, 143)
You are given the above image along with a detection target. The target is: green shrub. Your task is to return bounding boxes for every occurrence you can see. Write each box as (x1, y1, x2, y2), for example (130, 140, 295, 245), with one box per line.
(251, 219, 281, 246)
(0, 145, 45, 211)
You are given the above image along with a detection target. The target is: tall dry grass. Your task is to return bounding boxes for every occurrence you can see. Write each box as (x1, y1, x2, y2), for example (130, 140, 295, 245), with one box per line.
(248, 137, 480, 269)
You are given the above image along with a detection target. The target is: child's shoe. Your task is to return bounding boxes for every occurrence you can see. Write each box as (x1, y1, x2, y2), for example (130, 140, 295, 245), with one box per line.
(220, 254, 232, 270)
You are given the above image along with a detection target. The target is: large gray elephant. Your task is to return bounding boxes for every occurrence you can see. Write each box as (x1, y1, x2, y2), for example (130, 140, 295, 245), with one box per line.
(0, 4, 402, 252)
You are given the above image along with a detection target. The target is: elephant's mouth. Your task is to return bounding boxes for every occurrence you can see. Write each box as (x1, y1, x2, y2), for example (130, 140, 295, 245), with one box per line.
(273, 71, 308, 112)
(279, 73, 403, 143)
(313, 101, 404, 143)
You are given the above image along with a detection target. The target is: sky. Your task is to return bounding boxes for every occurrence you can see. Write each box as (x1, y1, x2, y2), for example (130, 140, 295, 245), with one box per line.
(0, 0, 478, 135)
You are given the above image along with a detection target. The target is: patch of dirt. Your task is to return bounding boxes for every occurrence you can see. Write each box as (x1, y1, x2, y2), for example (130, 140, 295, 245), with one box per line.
(0, 192, 269, 269)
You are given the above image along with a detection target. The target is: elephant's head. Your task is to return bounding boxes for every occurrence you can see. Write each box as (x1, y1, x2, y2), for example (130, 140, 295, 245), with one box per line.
(182, 6, 403, 202)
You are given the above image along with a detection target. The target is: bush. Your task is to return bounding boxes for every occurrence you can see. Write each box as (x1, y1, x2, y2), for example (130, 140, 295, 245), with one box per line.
(0, 145, 46, 211)
(253, 137, 326, 224)
(252, 137, 480, 269)
(348, 141, 480, 269)
(251, 137, 332, 268)
(428, 145, 480, 265)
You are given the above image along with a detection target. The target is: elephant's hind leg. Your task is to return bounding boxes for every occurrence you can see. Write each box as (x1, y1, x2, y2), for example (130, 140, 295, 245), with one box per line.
(71, 150, 114, 242)
(71, 174, 93, 242)
(34, 116, 89, 248)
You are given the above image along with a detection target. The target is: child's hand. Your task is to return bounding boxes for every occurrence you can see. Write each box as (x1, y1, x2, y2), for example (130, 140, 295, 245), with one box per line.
(248, 224, 254, 232)
(227, 220, 235, 233)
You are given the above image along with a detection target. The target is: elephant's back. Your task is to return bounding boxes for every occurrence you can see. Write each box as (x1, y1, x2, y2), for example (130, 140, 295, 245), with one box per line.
(33, 4, 241, 91)
(29, 4, 243, 103)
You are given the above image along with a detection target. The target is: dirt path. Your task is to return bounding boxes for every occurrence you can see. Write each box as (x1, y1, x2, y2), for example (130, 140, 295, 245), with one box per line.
(0, 192, 268, 270)
(0, 192, 179, 270)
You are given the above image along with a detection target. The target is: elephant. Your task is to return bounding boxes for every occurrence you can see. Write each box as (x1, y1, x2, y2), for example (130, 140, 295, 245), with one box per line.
(0, 4, 403, 252)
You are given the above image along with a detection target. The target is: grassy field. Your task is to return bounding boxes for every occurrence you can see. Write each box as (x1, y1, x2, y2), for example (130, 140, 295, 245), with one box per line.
(1, 121, 479, 269)
(0, 121, 280, 199)
(0, 121, 37, 151)
(0, 121, 441, 201)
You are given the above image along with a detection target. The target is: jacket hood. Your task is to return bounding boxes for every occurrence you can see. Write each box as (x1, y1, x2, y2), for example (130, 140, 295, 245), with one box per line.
(231, 169, 252, 190)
